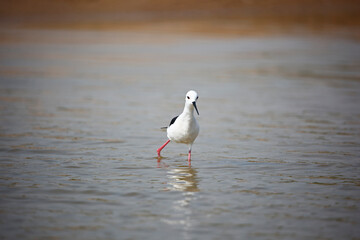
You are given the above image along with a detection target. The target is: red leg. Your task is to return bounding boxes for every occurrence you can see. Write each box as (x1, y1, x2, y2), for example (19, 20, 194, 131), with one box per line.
(157, 139, 170, 157)
(188, 149, 191, 163)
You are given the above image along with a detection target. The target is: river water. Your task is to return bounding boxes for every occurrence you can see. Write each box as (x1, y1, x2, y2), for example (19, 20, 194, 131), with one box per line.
(0, 29, 359, 239)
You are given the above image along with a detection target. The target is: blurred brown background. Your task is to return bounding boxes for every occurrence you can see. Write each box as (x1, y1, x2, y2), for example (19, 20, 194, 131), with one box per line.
(1, 0, 359, 36)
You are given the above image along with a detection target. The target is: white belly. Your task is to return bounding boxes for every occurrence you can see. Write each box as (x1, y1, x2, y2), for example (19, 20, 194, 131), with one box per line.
(167, 115, 199, 144)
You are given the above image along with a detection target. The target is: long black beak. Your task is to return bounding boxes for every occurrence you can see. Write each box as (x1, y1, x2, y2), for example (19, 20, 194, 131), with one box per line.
(192, 101, 199, 115)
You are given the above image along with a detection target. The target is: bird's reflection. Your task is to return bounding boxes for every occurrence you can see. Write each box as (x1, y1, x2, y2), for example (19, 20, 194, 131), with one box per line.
(158, 161, 199, 239)
(157, 159, 199, 192)
(166, 165, 199, 192)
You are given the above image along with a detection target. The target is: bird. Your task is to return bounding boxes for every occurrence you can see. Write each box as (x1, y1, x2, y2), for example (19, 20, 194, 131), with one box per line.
(157, 90, 200, 165)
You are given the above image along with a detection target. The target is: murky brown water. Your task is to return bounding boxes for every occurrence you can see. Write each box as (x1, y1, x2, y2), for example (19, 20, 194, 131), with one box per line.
(0, 29, 360, 239)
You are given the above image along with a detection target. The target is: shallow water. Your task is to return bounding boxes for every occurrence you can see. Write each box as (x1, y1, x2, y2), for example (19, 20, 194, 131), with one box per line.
(0, 29, 360, 240)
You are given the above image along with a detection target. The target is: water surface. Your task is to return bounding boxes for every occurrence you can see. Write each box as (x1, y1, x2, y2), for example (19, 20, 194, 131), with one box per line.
(0, 29, 360, 239)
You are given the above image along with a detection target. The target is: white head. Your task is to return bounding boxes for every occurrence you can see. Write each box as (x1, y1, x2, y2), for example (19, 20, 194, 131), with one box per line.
(185, 90, 199, 115)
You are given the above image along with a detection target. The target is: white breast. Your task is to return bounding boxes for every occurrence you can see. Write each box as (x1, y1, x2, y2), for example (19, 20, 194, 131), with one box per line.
(167, 114, 199, 144)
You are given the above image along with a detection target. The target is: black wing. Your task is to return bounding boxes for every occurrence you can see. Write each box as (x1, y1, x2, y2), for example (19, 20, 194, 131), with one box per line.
(169, 116, 178, 126)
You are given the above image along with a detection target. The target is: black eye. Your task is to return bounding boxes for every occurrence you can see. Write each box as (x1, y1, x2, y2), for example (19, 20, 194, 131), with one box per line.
(187, 96, 190, 99)
(196, 96, 199, 100)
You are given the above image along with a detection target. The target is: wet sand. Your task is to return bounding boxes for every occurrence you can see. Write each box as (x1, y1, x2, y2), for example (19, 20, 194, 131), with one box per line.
(1, 3, 360, 239)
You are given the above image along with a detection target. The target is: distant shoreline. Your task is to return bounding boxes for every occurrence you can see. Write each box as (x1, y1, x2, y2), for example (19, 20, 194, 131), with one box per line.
(1, 0, 359, 38)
